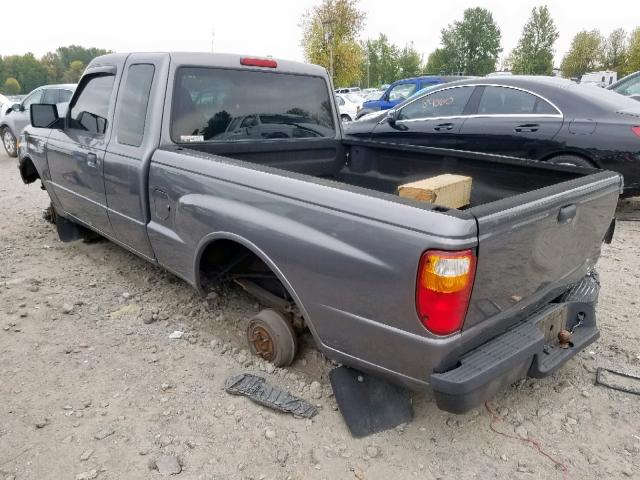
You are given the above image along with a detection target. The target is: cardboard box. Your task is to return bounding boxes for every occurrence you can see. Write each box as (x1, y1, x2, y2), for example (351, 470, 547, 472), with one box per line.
(397, 174, 472, 209)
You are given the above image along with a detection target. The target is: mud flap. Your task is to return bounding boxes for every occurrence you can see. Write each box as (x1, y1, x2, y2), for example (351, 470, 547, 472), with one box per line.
(55, 214, 85, 242)
(329, 366, 413, 438)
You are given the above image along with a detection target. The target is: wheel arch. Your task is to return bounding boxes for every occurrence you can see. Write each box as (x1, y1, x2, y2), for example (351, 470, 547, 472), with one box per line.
(193, 232, 319, 339)
(19, 155, 40, 183)
(540, 150, 600, 168)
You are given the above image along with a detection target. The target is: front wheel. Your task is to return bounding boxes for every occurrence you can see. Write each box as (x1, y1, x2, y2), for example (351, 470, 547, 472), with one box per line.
(2, 128, 17, 157)
(341, 114, 352, 123)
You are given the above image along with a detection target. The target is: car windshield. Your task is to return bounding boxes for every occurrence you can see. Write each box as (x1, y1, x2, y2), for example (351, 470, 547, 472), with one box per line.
(612, 75, 640, 96)
(171, 67, 336, 143)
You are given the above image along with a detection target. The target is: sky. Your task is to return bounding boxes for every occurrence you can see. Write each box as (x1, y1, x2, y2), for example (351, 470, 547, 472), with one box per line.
(2, 0, 638, 67)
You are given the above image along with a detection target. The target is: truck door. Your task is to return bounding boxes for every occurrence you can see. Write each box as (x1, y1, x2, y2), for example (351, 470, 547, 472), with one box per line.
(47, 67, 118, 236)
(103, 53, 170, 259)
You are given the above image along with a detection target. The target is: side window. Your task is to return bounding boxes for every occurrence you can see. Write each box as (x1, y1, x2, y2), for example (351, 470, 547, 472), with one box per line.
(59, 89, 73, 103)
(478, 86, 539, 115)
(42, 89, 60, 104)
(614, 76, 640, 96)
(399, 87, 474, 120)
(22, 90, 44, 109)
(388, 83, 416, 102)
(69, 74, 115, 135)
(116, 64, 155, 147)
(534, 99, 558, 114)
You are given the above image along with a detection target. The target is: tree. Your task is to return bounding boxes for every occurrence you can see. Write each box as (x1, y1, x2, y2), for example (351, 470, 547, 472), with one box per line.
(2, 53, 49, 93)
(435, 7, 502, 75)
(55, 46, 111, 71)
(397, 43, 422, 78)
(424, 48, 448, 74)
(624, 28, 640, 76)
(360, 34, 399, 87)
(560, 30, 605, 78)
(301, 0, 366, 87)
(510, 6, 558, 75)
(604, 28, 628, 74)
(63, 60, 85, 83)
(3, 77, 21, 95)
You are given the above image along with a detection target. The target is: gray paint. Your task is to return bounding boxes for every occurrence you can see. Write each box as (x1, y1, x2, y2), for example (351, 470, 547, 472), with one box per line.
(18, 52, 622, 396)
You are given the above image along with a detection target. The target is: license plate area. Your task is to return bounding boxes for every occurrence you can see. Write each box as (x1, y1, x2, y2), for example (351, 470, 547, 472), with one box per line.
(537, 305, 568, 345)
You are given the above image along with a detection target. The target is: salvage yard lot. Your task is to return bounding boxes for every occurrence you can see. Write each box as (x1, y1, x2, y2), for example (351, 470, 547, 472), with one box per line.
(0, 150, 639, 479)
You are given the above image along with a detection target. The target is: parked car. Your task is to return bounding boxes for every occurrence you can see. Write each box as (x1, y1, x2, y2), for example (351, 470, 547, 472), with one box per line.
(580, 71, 617, 87)
(335, 93, 359, 121)
(357, 76, 471, 119)
(608, 71, 640, 101)
(1, 84, 75, 157)
(335, 87, 361, 94)
(345, 76, 640, 197)
(0, 94, 11, 116)
(20, 53, 619, 416)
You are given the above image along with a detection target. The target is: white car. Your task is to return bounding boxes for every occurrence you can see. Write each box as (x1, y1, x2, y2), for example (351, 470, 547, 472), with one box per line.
(0, 94, 11, 116)
(580, 71, 617, 88)
(336, 94, 359, 122)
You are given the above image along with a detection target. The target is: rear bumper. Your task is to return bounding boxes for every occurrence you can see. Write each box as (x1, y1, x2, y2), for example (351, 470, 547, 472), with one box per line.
(430, 273, 600, 413)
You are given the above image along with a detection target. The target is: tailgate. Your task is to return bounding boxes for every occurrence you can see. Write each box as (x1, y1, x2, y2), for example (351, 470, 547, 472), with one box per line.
(465, 170, 621, 330)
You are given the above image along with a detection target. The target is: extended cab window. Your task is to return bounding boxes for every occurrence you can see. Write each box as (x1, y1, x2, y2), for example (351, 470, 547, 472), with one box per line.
(69, 74, 115, 135)
(171, 67, 335, 143)
(117, 64, 155, 147)
(398, 86, 473, 120)
(478, 86, 558, 115)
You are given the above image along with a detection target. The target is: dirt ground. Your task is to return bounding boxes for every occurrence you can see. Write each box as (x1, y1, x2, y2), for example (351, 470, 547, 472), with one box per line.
(1, 150, 639, 480)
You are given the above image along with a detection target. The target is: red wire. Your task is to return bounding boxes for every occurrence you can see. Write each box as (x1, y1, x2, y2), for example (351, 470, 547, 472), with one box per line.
(484, 400, 569, 479)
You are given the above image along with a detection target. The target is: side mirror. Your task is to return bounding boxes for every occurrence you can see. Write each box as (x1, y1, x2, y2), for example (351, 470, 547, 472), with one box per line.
(385, 109, 398, 124)
(31, 103, 61, 129)
(11, 103, 22, 112)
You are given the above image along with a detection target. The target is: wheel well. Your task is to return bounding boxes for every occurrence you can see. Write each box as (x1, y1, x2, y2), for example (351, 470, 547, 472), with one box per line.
(20, 156, 40, 184)
(198, 239, 292, 306)
(541, 151, 599, 168)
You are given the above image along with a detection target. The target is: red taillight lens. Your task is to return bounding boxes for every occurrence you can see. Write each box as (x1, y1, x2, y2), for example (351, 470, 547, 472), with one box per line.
(240, 57, 277, 68)
(632, 126, 640, 138)
(416, 249, 476, 336)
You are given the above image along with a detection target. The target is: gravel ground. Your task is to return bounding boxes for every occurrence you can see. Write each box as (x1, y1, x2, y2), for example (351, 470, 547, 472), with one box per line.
(0, 150, 639, 480)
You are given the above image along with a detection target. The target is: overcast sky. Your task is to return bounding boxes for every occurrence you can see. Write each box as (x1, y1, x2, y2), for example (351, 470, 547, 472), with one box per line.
(3, 0, 638, 67)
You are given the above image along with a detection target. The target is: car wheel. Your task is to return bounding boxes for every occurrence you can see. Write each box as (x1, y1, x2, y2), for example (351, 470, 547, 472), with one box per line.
(341, 114, 351, 123)
(246, 309, 297, 367)
(546, 155, 596, 169)
(2, 128, 17, 157)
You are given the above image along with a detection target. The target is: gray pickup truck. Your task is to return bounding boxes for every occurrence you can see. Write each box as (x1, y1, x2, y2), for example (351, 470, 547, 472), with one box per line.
(19, 52, 621, 414)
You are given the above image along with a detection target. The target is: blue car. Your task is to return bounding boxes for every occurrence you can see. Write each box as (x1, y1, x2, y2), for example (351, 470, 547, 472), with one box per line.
(356, 75, 471, 119)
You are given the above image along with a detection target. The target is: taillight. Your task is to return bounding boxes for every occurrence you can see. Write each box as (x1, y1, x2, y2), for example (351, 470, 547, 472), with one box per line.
(632, 126, 640, 138)
(416, 249, 476, 336)
(240, 57, 277, 68)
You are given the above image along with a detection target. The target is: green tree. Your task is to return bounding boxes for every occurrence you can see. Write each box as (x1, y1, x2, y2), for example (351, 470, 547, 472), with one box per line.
(55, 46, 111, 71)
(560, 30, 605, 78)
(2, 53, 49, 93)
(3, 77, 21, 95)
(623, 28, 640, 76)
(301, 0, 366, 87)
(510, 6, 558, 75)
(604, 28, 628, 74)
(424, 48, 448, 74)
(437, 7, 502, 75)
(360, 34, 400, 87)
(397, 42, 422, 78)
(62, 60, 85, 83)
(41, 52, 65, 83)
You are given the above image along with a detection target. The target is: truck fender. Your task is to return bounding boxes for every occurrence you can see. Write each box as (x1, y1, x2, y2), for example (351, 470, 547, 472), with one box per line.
(192, 231, 321, 342)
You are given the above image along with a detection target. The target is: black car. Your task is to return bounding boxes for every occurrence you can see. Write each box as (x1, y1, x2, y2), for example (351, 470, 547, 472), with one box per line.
(345, 76, 640, 197)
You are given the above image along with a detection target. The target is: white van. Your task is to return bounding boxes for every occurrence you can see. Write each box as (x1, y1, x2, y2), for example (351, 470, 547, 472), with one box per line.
(580, 71, 617, 88)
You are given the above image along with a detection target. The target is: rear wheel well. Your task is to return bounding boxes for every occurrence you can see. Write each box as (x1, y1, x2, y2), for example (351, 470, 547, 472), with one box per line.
(542, 152, 598, 168)
(198, 239, 294, 309)
(20, 156, 40, 183)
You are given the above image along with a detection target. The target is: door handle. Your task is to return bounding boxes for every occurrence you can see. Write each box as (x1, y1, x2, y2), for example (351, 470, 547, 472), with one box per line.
(434, 123, 454, 131)
(515, 123, 539, 133)
(86, 153, 99, 168)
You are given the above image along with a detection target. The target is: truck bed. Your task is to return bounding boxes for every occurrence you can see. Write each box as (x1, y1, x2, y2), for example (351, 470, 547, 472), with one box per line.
(181, 138, 589, 210)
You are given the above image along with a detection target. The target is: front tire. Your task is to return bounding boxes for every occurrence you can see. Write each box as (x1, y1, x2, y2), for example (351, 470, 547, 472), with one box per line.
(341, 114, 352, 123)
(2, 127, 17, 157)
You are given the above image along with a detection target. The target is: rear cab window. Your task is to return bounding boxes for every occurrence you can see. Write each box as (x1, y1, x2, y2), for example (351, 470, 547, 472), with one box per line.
(171, 67, 335, 143)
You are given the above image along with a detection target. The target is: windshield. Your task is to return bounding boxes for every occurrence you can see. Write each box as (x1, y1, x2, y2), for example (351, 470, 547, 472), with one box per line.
(171, 67, 336, 143)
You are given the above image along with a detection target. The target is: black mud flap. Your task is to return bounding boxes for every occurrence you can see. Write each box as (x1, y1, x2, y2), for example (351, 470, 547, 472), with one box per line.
(55, 214, 84, 242)
(329, 366, 413, 438)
